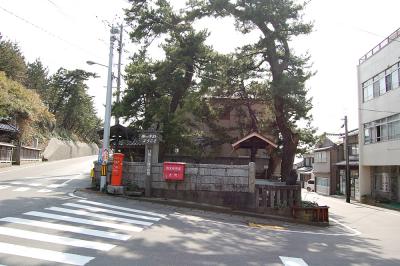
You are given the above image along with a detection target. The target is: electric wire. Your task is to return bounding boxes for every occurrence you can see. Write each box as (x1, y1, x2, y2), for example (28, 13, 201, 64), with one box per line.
(0, 5, 99, 57)
(359, 108, 398, 114)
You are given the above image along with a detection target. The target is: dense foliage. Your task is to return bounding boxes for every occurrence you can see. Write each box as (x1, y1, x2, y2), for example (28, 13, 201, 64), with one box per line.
(120, 0, 316, 177)
(0, 36, 100, 143)
(0, 72, 54, 142)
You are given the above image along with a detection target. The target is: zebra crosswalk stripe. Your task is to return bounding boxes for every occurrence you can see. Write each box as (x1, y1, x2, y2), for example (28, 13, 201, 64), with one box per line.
(78, 199, 167, 218)
(64, 203, 161, 221)
(46, 207, 154, 226)
(37, 189, 52, 193)
(24, 211, 143, 232)
(13, 187, 30, 192)
(0, 217, 130, 241)
(47, 184, 64, 188)
(0, 226, 115, 251)
(0, 185, 10, 190)
(279, 256, 309, 266)
(28, 183, 42, 187)
(0, 242, 94, 266)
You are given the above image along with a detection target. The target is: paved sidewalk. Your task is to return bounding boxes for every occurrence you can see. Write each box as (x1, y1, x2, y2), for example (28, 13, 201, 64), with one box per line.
(303, 189, 400, 262)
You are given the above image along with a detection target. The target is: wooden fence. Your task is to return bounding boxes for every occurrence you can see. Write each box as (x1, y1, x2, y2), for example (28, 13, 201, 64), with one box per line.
(255, 183, 301, 211)
(20, 146, 41, 161)
(0, 143, 15, 165)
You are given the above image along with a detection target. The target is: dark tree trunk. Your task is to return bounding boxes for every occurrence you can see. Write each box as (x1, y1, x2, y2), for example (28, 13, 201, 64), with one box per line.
(266, 152, 279, 179)
(274, 96, 299, 182)
(169, 64, 194, 113)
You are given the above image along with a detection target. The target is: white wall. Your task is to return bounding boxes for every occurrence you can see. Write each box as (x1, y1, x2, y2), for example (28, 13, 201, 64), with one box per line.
(358, 166, 371, 200)
(313, 151, 330, 173)
(42, 138, 99, 161)
(357, 34, 400, 200)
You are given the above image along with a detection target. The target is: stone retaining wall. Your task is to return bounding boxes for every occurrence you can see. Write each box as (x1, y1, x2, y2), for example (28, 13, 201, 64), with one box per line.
(94, 161, 256, 209)
(43, 138, 99, 161)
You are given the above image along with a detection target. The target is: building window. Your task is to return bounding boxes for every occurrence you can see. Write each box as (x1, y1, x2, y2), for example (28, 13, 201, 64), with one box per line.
(363, 82, 373, 102)
(375, 173, 390, 192)
(364, 127, 371, 144)
(385, 73, 393, 91)
(364, 113, 400, 144)
(362, 62, 400, 102)
(314, 151, 327, 163)
(316, 177, 329, 187)
(392, 69, 399, 89)
(388, 120, 400, 140)
(218, 107, 231, 120)
(349, 144, 359, 156)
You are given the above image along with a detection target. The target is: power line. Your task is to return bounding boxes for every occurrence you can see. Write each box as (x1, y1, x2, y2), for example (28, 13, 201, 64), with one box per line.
(0, 5, 99, 57)
(359, 108, 398, 114)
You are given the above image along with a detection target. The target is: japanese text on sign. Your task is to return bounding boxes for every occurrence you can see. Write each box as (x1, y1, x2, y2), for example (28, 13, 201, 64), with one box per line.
(140, 133, 159, 144)
(163, 162, 185, 181)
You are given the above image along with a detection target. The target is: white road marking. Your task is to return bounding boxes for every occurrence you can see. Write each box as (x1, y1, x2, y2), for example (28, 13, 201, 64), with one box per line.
(24, 211, 143, 232)
(64, 203, 161, 221)
(0, 185, 10, 190)
(37, 189, 52, 193)
(10, 181, 23, 185)
(279, 256, 308, 266)
(13, 187, 30, 192)
(47, 184, 64, 188)
(24, 176, 43, 179)
(47, 207, 154, 226)
(0, 242, 94, 266)
(47, 176, 81, 180)
(329, 217, 361, 236)
(0, 217, 130, 241)
(28, 183, 42, 187)
(0, 226, 115, 251)
(68, 192, 86, 199)
(78, 199, 167, 218)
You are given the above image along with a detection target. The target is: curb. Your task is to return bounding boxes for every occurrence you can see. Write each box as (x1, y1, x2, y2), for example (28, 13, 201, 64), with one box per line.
(76, 188, 329, 227)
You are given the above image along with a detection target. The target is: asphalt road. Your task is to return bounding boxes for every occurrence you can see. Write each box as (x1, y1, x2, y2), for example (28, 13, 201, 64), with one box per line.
(0, 158, 399, 266)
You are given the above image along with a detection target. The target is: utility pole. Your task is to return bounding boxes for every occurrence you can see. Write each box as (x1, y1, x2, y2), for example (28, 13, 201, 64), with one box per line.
(99, 25, 118, 191)
(344, 115, 351, 203)
(115, 23, 123, 126)
(102, 25, 118, 152)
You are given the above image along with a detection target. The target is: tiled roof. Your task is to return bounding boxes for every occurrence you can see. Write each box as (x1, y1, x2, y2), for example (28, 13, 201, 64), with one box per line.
(0, 123, 19, 133)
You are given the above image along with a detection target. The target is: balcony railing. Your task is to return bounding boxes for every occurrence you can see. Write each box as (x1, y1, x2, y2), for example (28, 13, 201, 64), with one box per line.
(359, 28, 400, 65)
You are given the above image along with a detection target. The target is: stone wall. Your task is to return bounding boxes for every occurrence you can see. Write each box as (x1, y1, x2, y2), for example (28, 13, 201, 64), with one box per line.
(94, 161, 256, 209)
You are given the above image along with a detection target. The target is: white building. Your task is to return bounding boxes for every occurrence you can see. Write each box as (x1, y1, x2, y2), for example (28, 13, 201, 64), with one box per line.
(357, 27, 400, 202)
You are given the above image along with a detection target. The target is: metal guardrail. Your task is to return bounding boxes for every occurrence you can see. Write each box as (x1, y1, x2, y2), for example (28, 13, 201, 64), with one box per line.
(359, 28, 400, 65)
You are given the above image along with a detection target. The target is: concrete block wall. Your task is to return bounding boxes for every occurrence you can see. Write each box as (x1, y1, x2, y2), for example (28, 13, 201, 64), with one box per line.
(42, 138, 99, 161)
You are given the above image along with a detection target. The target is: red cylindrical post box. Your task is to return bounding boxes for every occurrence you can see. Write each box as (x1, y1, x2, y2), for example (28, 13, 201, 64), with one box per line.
(111, 153, 124, 186)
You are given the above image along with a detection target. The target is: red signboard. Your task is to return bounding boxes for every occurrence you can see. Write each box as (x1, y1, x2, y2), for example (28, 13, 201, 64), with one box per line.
(111, 153, 124, 186)
(163, 162, 185, 181)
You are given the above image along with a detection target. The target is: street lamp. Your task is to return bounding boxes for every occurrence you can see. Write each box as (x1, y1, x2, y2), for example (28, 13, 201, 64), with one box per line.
(86, 60, 108, 68)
